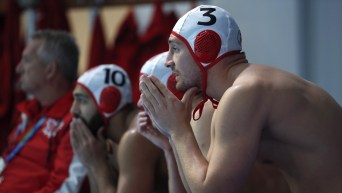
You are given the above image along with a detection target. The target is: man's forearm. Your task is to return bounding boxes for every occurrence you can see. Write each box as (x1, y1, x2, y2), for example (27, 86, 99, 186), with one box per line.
(164, 144, 189, 193)
(89, 162, 117, 193)
(170, 129, 209, 193)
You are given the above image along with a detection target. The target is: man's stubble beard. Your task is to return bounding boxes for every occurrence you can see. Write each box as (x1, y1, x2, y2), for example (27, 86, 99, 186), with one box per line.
(75, 112, 105, 136)
(176, 73, 202, 93)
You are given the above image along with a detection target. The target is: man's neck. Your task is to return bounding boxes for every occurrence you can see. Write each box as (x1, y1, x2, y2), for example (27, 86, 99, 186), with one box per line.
(107, 104, 137, 143)
(206, 54, 249, 101)
(34, 84, 72, 106)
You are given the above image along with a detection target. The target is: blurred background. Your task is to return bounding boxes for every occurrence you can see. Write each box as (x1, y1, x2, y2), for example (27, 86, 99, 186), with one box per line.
(0, 0, 341, 132)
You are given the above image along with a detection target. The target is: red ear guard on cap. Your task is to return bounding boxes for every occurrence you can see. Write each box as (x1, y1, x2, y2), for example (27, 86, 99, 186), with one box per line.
(99, 86, 121, 114)
(167, 74, 184, 100)
(194, 30, 221, 64)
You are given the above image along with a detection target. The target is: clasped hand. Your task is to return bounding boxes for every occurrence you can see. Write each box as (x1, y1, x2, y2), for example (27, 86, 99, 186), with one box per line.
(139, 75, 197, 138)
(70, 118, 108, 170)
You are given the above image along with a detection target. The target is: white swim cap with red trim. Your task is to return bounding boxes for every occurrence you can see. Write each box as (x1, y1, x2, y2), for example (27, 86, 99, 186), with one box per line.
(172, 5, 242, 68)
(77, 64, 132, 120)
(171, 5, 243, 120)
(140, 52, 183, 99)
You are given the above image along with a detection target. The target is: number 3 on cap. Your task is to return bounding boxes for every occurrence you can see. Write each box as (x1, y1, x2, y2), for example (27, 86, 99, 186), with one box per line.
(197, 8, 217, 26)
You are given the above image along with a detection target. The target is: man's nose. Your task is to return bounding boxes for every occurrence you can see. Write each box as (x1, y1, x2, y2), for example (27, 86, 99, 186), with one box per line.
(165, 52, 173, 68)
(70, 102, 80, 115)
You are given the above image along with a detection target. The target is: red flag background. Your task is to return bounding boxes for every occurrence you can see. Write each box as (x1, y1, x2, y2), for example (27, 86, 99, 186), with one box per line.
(36, 0, 70, 31)
(0, 0, 24, 153)
(87, 9, 107, 70)
(132, 0, 178, 104)
(106, 9, 140, 104)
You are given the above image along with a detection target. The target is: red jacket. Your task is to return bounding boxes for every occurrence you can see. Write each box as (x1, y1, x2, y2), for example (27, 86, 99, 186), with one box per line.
(0, 90, 86, 193)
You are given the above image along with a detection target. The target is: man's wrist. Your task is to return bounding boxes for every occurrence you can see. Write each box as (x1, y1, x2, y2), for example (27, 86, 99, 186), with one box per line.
(170, 123, 192, 142)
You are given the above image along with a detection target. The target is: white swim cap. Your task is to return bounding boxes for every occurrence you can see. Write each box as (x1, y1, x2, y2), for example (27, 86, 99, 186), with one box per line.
(77, 64, 132, 120)
(172, 5, 242, 67)
(140, 52, 183, 99)
(171, 5, 242, 120)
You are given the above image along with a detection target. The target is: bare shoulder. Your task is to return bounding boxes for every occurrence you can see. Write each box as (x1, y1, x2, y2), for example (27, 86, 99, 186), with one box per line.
(213, 82, 270, 142)
(120, 129, 144, 146)
(119, 129, 162, 160)
(120, 129, 160, 152)
(117, 130, 167, 193)
(220, 77, 272, 111)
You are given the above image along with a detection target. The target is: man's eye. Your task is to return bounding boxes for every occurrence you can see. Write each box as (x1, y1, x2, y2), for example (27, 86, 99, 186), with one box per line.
(76, 98, 87, 104)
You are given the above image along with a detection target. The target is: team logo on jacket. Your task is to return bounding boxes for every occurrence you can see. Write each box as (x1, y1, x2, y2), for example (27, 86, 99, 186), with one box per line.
(42, 118, 62, 138)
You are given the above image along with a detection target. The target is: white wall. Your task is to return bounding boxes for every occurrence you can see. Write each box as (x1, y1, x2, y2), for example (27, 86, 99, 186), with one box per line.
(306, 0, 342, 105)
(207, 0, 342, 105)
(208, 0, 300, 74)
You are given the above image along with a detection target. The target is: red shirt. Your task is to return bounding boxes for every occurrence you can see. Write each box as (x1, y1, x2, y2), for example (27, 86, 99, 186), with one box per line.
(0, 90, 84, 193)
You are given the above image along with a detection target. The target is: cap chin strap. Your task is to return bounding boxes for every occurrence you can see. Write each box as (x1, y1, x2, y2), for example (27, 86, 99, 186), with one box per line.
(192, 66, 218, 121)
(192, 94, 218, 121)
(192, 58, 241, 121)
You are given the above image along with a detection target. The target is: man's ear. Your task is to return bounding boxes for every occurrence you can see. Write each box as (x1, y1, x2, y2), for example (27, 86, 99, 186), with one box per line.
(45, 62, 58, 80)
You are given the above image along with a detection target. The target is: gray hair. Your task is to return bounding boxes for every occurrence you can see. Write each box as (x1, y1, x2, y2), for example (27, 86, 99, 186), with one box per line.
(32, 30, 79, 82)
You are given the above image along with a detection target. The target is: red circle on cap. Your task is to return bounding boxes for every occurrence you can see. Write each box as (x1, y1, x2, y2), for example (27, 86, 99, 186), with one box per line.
(99, 86, 121, 113)
(194, 30, 221, 63)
